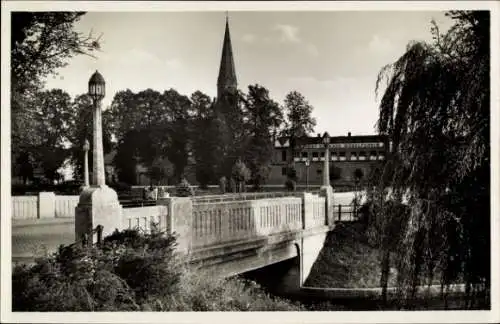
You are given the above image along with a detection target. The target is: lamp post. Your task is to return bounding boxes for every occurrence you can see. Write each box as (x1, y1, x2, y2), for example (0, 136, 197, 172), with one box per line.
(305, 159, 310, 192)
(75, 70, 121, 246)
(88, 70, 106, 187)
(83, 139, 90, 187)
(322, 132, 330, 188)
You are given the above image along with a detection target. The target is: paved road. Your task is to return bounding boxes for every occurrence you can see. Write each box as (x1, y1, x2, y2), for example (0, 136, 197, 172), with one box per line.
(12, 219, 74, 264)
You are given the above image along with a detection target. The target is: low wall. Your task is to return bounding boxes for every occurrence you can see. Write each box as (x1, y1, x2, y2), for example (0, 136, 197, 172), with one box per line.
(55, 195, 80, 218)
(122, 205, 169, 233)
(12, 196, 38, 219)
(12, 193, 80, 219)
(191, 196, 305, 250)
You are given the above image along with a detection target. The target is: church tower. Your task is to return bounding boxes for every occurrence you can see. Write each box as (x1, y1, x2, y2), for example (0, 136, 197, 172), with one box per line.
(217, 13, 237, 99)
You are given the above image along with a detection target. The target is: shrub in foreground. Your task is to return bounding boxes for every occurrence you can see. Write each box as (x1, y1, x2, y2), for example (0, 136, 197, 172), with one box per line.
(158, 269, 304, 311)
(13, 228, 302, 311)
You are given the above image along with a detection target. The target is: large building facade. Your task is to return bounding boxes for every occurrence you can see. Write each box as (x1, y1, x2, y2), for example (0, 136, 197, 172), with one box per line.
(268, 133, 389, 188)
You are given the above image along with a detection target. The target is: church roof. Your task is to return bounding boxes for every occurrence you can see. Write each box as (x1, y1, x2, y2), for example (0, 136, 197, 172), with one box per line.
(217, 15, 237, 90)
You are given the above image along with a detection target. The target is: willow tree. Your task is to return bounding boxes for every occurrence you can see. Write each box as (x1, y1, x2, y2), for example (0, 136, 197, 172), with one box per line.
(374, 11, 490, 308)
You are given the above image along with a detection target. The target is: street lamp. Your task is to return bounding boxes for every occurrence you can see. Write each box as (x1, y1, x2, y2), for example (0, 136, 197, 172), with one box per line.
(305, 159, 310, 192)
(322, 132, 330, 188)
(83, 139, 90, 187)
(88, 70, 106, 186)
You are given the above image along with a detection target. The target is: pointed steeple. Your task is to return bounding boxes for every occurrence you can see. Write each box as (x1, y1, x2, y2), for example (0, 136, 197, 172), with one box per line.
(217, 13, 237, 99)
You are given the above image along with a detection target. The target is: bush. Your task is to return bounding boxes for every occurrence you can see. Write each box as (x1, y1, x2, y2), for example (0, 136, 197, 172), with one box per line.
(286, 166, 297, 182)
(229, 178, 237, 193)
(219, 176, 227, 194)
(12, 228, 303, 311)
(175, 178, 195, 197)
(285, 179, 296, 192)
(160, 270, 304, 311)
(12, 228, 180, 311)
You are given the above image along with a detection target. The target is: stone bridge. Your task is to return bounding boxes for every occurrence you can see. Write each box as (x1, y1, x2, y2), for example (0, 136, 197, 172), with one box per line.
(76, 188, 359, 292)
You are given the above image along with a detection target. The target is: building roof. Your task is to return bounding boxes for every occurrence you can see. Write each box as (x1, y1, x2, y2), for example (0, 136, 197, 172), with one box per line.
(274, 133, 389, 148)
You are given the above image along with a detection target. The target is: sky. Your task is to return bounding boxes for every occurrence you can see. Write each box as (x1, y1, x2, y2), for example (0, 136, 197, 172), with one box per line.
(43, 10, 454, 137)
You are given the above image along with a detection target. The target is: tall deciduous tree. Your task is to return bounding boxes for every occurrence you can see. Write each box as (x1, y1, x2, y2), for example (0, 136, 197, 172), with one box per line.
(162, 89, 192, 181)
(242, 85, 284, 189)
(27, 89, 74, 182)
(11, 12, 101, 182)
(282, 91, 316, 163)
(374, 11, 490, 308)
(108, 88, 193, 184)
(190, 91, 221, 188)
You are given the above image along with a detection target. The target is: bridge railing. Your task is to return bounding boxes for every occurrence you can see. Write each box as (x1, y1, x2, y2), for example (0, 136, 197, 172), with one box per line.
(191, 191, 296, 204)
(122, 205, 169, 233)
(192, 200, 255, 249)
(55, 195, 80, 218)
(252, 197, 303, 236)
(335, 204, 361, 222)
(191, 196, 303, 249)
(120, 199, 157, 208)
(310, 195, 327, 227)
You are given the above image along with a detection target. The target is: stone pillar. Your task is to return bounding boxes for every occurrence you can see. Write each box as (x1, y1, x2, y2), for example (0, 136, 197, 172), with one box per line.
(38, 192, 56, 219)
(75, 187, 122, 243)
(298, 192, 314, 229)
(320, 186, 334, 226)
(83, 139, 90, 187)
(157, 197, 192, 255)
(92, 100, 105, 186)
(323, 144, 330, 188)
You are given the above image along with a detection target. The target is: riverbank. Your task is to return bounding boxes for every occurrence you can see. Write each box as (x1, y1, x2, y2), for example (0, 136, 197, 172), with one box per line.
(305, 221, 397, 288)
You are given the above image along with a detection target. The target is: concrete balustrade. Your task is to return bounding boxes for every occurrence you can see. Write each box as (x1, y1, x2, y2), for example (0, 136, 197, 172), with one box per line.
(12, 196, 38, 219)
(12, 193, 80, 220)
(252, 197, 303, 236)
(55, 195, 80, 218)
(192, 200, 256, 248)
(122, 205, 169, 233)
(311, 195, 326, 227)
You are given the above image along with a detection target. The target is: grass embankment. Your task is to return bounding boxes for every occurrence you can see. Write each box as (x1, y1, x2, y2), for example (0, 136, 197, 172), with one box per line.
(304, 221, 397, 288)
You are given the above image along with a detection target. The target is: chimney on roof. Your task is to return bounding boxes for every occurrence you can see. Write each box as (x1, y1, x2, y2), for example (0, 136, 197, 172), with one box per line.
(348, 132, 351, 137)
(317, 133, 321, 138)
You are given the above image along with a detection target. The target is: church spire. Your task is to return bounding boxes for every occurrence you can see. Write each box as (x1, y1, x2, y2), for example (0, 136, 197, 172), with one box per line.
(217, 12, 237, 99)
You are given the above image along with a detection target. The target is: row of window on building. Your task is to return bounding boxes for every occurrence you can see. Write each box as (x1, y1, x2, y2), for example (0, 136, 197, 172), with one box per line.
(304, 142, 384, 149)
(280, 150, 385, 162)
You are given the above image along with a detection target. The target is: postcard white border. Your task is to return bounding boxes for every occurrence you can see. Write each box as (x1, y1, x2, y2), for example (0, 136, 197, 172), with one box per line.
(1, 1, 499, 323)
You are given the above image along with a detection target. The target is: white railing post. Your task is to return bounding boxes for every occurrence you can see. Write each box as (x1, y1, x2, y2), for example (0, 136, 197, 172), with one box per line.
(38, 192, 56, 219)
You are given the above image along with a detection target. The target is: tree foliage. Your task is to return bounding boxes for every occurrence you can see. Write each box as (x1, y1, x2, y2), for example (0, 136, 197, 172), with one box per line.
(242, 85, 284, 189)
(22, 89, 74, 182)
(11, 12, 100, 94)
(11, 12, 101, 183)
(108, 89, 192, 184)
(231, 159, 251, 193)
(282, 91, 317, 163)
(373, 11, 490, 308)
(190, 92, 224, 187)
